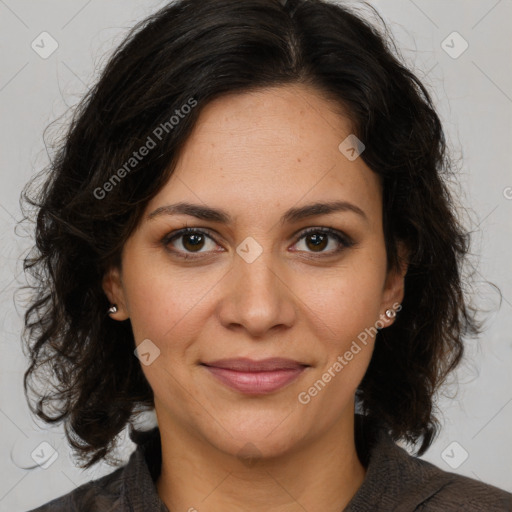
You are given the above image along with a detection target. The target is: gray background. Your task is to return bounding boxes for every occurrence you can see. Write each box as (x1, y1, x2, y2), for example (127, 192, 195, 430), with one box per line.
(1, 0, 511, 510)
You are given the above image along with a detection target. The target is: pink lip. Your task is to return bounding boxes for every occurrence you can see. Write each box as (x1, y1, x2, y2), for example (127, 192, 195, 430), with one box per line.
(202, 357, 308, 371)
(201, 357, 309, 394)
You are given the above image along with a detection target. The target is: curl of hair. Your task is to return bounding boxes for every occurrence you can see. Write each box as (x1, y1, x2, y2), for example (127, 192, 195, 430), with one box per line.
(20, 0, 485, 469)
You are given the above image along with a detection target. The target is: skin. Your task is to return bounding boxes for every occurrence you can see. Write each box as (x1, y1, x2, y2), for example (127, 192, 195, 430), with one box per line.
(103, 83, 408, 512)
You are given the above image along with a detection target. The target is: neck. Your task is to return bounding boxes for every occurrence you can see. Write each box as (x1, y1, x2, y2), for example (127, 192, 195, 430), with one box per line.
(156, 411, 366, 512)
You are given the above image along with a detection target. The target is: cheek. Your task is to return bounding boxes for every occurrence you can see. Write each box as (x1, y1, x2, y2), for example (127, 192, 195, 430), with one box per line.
(296, 267, 382, 412)
(296, 260, 385, 345)
(121, 255, 213, 343)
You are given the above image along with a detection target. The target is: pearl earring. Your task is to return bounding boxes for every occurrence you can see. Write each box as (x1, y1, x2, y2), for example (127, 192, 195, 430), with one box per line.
(385, 308, 397, 319)
(108, 304, 118, 314)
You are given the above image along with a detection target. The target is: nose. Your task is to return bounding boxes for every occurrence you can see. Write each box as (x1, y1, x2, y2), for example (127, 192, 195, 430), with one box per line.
(216, 243, 297, 338)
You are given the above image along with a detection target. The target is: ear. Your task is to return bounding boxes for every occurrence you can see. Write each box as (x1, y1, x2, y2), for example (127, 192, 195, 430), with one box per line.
(102, 266, 130, 320)
(380, 241, 409, 327)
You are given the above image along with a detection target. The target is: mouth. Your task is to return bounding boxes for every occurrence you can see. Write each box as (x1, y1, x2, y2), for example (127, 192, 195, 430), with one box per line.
(200, 357, 310, 395)
(201, 357, 309, 372)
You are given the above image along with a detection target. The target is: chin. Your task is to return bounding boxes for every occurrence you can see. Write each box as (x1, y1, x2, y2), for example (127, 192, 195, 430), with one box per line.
(201, 415, 308, 462)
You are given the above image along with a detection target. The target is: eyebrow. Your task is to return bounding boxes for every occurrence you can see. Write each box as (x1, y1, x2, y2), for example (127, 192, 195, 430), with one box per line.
(147, 200, 368, 225)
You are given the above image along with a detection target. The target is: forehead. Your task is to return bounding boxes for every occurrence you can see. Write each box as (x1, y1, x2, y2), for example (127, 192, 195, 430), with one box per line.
(147, 84, 382, 228)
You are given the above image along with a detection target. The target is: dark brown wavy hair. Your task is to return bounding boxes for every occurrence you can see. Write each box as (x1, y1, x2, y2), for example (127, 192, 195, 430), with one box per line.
(20, 0, 484, 470)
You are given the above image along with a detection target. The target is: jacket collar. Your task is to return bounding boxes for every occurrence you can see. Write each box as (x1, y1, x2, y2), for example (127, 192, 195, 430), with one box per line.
(121, 426, 169, 511)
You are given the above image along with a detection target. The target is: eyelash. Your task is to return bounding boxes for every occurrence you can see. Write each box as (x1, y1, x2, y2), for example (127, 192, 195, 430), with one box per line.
(161, 226, 355, 260)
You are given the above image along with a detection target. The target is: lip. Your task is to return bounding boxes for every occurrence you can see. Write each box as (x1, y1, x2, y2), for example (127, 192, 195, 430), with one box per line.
(202, 357, 308, 372)
(201, 357, 309, 395)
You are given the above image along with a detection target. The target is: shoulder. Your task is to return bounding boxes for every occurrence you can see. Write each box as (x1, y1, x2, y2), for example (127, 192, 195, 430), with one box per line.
(405, 456, 512, 511)
(347, 415, 512, 511)
(26, 465, 125, 511)
(26, 427, 168, 512)
(378, 437, 512, 511)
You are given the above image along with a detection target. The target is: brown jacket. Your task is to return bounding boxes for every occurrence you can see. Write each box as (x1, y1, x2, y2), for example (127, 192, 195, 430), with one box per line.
(28, 414, 512, 511)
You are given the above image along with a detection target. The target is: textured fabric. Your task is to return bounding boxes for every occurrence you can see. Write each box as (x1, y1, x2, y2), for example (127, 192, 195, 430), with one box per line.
(27, 414, 512, 511)
(345, 416, 512, 511)
(27, 427, 169, 512)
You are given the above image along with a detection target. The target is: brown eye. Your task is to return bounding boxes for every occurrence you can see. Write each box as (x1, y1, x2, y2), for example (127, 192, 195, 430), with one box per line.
(162, 226, 355, 260)
(181, 232, 206, 252)
(163, 228, 220, 259)
(304, 232, 329, 252)
(293, 227, 354, 256)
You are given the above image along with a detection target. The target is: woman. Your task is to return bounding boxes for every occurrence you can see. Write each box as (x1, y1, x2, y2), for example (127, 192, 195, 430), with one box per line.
(21, 0, 511, 510)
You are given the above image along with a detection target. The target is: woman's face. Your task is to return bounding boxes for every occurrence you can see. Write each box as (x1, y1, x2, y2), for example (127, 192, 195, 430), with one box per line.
(103, 84, 406, 459)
